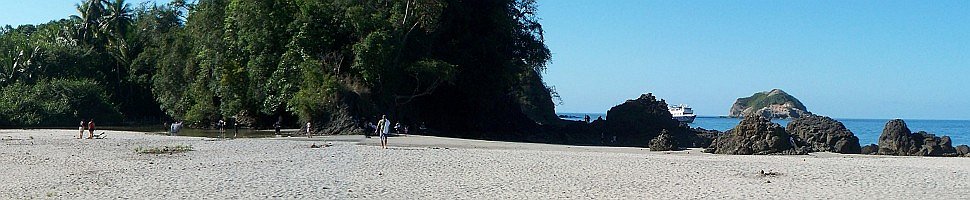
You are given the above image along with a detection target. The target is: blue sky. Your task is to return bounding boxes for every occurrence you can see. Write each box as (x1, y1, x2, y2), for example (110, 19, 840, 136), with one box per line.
(2, 1, 969, 119)
(0, 0, 164, 26)
(538, 0, 970, 119)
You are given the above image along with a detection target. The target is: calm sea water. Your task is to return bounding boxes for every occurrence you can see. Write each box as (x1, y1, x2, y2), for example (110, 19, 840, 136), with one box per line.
(558, 113, 970, 146)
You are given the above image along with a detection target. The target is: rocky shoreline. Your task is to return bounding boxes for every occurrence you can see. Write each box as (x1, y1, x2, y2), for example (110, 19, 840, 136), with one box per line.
(543, 92, 969, 158)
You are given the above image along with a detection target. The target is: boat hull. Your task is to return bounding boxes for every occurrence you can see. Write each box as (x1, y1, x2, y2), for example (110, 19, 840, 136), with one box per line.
(673, 115, 696, 123)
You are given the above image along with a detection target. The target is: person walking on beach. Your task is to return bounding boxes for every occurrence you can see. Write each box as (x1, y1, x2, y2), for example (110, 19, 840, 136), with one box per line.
(306, 121, 312, 138)
(170, 122, 177, 136)
(217, 119, 226, 139)
(79, 120, 86, 139)
(274, 120, 281, 136)
(87, 119, 95, 139)
(377, 115, 390, 149)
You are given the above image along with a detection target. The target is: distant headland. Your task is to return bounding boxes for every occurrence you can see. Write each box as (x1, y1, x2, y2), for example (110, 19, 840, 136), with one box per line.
(728, 89, 811, 119)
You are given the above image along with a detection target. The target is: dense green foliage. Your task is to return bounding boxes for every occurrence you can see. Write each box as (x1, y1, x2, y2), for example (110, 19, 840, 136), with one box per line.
(0, 79, 120, 126)
(738, 89, 807, 110)
(0, 0, 554, 135)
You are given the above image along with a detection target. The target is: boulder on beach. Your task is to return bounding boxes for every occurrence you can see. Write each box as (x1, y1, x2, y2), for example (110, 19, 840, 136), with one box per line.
(649, 129, 677, 151)
(878, 119, 919, 155)
(877, 119, 960, 156)
(956, 145, 970, 156)
(687, 127, 720, 148)
(786, 115, 862, 154)
(605, 93, 685, 147)
(861, 144, 879, 155)
(728, 89, 811, 119)
(710, 115, 801, 155)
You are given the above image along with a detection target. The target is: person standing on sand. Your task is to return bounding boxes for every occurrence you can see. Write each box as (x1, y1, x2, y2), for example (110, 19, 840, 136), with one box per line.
(377, 115, 390, 149)
(306, 121, 312, 138)
(274, 120, 281, 135)
(87, 119, 95, 139)
(79, 120, 86, 139)
(233, 121, 239, 138)
(217, 119, 226, 139)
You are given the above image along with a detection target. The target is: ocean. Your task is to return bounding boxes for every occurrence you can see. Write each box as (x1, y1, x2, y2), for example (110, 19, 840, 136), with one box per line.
(557, 113, 970, 146)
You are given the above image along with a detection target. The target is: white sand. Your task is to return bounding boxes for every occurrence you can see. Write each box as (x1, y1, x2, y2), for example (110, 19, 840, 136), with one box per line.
(2, 129, 968, 199)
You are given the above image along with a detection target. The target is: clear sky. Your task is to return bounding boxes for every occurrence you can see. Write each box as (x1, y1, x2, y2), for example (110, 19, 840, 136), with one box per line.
(538, 0, 970, 120)
(2, 1, 969, 120)
(0, 0, 165, 26)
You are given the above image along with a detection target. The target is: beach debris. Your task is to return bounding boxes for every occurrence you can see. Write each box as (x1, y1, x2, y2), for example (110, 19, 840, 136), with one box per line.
(310, 143, 333, 148)
(135, 145, 193, 154)
(1, 136, 32, 141)
(759, 170, 781, 177)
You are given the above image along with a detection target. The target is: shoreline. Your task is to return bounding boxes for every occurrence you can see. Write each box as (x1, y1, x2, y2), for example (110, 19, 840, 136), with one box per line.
(2, 129, 968, 199)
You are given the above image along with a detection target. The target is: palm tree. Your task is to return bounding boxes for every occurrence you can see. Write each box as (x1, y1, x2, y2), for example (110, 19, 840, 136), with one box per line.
(101, 0, 133, 68)
(102, 0, 133, 39)
(72, 0, 106, 46)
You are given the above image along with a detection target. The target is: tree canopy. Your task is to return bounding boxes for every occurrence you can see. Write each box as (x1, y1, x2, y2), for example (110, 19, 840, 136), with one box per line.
(0, 0, 555, 138)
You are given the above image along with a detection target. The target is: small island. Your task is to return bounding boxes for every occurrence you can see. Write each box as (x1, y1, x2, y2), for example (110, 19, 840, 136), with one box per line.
(728, 89, 811, 119)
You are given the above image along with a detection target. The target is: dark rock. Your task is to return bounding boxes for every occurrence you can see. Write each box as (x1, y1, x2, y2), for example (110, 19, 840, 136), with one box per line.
(877, 119, 959, 157)
(687, 127, 720, 148)
(940, 136, 957, 155)
(956, 145, 970, 156)
(861, 144, 879, 155)
(786, 115, 861, 154)
(710, 115, 799, 155)
(649, 130, 678, 151)
(605, 93, 685, 147)
(915, 131, 944, 156)
(517, 69, 560, 126)
(877, 119, 921, 156)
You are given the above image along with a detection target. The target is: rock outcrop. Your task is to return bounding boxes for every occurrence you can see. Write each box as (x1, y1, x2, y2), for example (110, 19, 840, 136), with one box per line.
(877, 119, 961, 156)
(861, 144, 879, 155)
(728, 89, 811, 119)
(687, 127, 720, 148)
(956, 145, 970, 156)
(605, 93, 684, 147)
(649, 130, 677, 151)
(786, 115, 862, 154)
(710, 115, 802, 155)
(877, 119, 919, 155)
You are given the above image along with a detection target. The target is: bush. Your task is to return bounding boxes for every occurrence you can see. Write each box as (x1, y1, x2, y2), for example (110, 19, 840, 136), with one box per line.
(0, 79, 121, 126)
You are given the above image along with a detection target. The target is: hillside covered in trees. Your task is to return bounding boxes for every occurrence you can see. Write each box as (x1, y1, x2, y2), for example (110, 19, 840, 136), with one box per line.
(0, 0, 558, 138)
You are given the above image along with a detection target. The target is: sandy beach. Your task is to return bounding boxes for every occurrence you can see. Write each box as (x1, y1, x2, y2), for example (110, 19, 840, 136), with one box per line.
(1, 129, 968, 199)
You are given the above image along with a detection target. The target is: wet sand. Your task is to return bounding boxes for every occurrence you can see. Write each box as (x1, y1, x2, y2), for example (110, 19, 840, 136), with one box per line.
(1, 129, 968, 199)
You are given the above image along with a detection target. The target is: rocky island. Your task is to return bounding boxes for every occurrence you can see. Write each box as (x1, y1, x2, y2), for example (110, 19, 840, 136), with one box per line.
(728, 89, 811, 119)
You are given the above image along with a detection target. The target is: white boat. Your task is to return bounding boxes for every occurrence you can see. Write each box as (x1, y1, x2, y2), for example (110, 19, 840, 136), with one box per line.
(669, 104, 696, 123)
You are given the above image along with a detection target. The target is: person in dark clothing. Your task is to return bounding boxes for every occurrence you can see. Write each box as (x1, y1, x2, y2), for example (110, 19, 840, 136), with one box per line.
(274, 120, 281, 135)
(87, 119, 95, 139)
